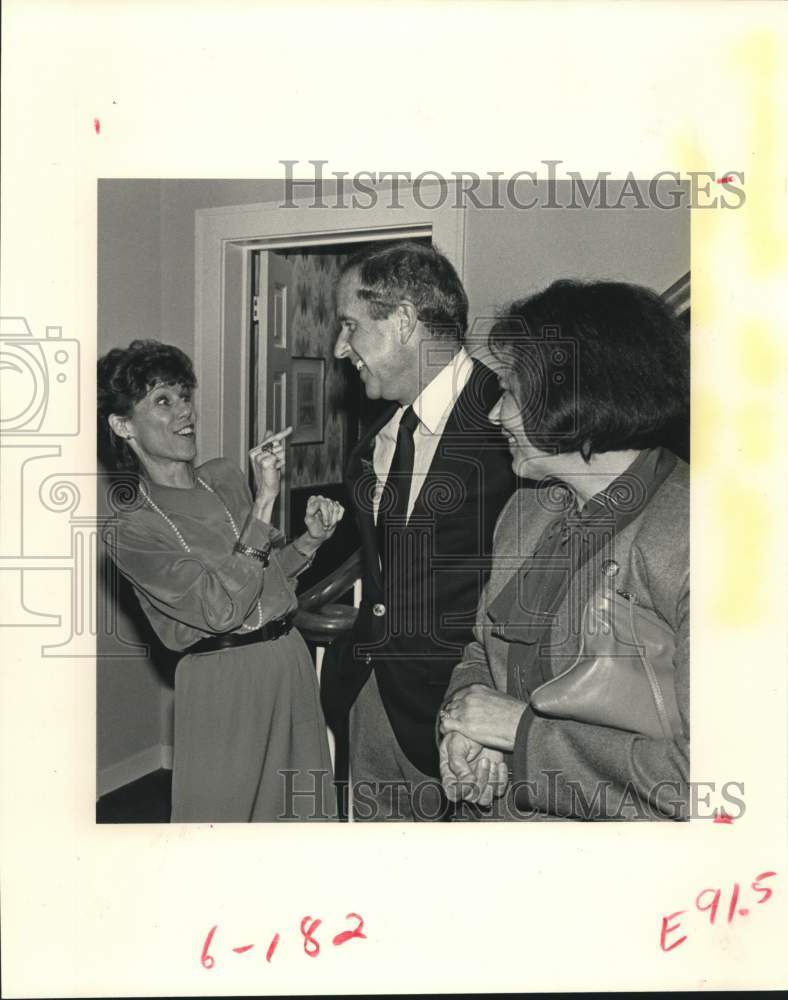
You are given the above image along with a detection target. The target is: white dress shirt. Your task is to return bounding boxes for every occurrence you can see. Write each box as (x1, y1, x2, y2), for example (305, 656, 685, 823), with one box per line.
(372, 347, 474, 523)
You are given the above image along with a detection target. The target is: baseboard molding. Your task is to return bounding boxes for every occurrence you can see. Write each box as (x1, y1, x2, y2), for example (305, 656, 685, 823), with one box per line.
(97, 744, 174, 799)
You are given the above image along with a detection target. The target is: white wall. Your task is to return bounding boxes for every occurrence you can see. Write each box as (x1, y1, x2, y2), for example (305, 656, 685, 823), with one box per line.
(158, 180, 285, 347)
(463, 180, 689, 321)
(97, 181, 166, 780)
(96, 180, 287, 780)
(98, 180, 163, 350)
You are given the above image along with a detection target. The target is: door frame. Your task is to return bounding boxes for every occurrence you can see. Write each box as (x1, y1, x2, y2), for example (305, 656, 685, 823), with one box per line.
(194, 187, 467, 467)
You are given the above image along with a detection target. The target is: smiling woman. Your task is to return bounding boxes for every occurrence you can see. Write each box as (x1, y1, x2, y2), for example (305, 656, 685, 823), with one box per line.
(110, 381, 198, 479)
(439, 280, 690, 821)
(97, 340, 344, 822)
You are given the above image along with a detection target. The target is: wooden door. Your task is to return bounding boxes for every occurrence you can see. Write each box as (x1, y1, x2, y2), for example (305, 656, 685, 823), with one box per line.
(251, 251, 295, 535)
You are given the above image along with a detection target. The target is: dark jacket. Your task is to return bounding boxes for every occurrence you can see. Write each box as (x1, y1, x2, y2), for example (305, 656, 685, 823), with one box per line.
(321, 358, 516, 776)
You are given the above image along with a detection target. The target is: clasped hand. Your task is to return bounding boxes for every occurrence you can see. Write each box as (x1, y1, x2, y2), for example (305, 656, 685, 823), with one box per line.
(303, 494, 344, 542)
(439, 683, 526, 751)
(439, 732, 508, 807)
(437, 684, 527, 805)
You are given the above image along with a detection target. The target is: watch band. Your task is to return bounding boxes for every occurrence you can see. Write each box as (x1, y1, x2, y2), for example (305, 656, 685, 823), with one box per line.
(233, 540, 271, 565)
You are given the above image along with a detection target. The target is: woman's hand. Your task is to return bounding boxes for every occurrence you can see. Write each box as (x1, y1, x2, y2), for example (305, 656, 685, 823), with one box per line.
(439, 731, 508, 806)
(249, 428, 292, 515)
(303, 495, 344, 544)
(440, 683, 527, 751)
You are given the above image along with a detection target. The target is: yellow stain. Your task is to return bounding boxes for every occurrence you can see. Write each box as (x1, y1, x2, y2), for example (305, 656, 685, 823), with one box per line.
(737, 320, 785, 388)
(735, 401, 775, 466)
(730, 32, 787, 273)
(712, 483, 769, 625)
(669, 132, 721, 325)
(692, 390, 724, 472)
(671, 131, 704, 176)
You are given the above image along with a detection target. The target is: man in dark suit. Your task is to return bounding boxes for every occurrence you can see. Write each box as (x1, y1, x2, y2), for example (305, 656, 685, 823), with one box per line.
(320, 241, 515, 820)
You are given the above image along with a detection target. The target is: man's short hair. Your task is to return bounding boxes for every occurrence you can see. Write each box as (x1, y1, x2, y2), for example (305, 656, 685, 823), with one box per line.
(340, 241, 468, 340)
(489, 279, 690, 459)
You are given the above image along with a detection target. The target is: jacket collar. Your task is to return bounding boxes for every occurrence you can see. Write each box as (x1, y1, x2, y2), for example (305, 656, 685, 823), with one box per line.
(345, 358, 504, 576)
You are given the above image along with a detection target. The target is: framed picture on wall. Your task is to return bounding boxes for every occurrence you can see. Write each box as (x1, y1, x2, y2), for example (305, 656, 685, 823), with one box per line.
(291, 357, 325, 444)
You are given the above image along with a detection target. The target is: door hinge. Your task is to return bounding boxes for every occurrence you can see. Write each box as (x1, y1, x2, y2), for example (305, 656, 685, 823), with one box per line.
(252, 295, 260, 323)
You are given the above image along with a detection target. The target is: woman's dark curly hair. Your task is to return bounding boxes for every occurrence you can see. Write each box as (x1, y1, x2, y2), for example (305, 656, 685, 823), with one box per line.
(97, 339, 197, 473)
(489, 279, 690, 460)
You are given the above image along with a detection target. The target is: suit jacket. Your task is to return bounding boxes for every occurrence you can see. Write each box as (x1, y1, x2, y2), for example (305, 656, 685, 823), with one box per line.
(321, 358, 516, 777)
(445, 450, 690, 820)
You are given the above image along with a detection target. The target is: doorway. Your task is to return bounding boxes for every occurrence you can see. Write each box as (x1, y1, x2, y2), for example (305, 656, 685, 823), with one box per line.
(194, 186, 467, 588)
(193, 189, 467, 472)
(247, 238, 431, 592)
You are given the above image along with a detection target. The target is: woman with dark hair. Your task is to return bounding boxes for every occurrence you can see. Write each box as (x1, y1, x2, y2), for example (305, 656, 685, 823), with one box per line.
(438, 280, 690, 821)
(99, 339, 342, 822)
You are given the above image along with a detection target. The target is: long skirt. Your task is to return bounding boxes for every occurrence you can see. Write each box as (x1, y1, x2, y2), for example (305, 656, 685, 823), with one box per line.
(171, 628, 336, 822)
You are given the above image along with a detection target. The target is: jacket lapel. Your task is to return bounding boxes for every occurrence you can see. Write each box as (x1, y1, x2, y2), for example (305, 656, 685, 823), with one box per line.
(410, 358, 503, 516)
(346, 360, 503, 579)
(346, 402, 398, 589)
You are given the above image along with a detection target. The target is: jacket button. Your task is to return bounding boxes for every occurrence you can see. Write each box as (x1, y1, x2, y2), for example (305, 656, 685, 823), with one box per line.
(372, 603, 386, 617)
(364, 653, 372, 665)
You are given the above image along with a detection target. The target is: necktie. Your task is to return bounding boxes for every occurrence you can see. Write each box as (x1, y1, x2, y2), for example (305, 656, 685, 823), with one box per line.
(376, 405, 420, 559)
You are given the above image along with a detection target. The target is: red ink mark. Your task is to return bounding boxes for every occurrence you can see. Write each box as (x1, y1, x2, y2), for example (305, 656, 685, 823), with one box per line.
(265, 933, 280, 963)
(232, 944, 254, 954)
(93, 118, 101, 135)
(717, 175, 734, 184)
(300, 916, 322, 958)
(332, 912, 367, 946)
(660, 910, 688, 952)
(695, 887, 722, 925)
(752, 871, 777, 904)
(663, 871, 779, 952)
(200, 925, 217, 969)
(713, 808, 734, 824)
(726, 882, 741, 923)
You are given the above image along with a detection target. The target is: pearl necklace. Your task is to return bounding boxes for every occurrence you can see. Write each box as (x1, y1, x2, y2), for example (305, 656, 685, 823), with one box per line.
(138, 475, 263, 632)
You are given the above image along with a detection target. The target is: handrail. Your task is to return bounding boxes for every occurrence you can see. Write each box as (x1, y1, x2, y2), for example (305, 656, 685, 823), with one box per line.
(662, 271, 690, 317)
(294, 548, 362, 645)
(297, 549, 362, 611)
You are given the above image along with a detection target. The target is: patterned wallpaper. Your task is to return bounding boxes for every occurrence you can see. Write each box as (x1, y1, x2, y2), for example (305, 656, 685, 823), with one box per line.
(285, 250, 353, 488)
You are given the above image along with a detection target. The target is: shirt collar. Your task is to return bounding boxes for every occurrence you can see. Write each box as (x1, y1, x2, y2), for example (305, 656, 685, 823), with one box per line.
(570, 446, 676, 525)
(410, 346, 472, 435)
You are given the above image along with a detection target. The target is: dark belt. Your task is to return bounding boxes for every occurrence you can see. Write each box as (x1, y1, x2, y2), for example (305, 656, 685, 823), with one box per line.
(186, 614, 294, 655)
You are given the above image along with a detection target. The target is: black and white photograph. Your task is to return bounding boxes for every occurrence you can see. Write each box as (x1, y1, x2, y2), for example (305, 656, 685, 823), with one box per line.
(2, 2, 787, 997)
(94, 176, 692, 827)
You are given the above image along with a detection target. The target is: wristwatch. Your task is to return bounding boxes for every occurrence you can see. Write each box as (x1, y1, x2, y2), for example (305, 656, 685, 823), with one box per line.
(233, 540, 271, 566)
